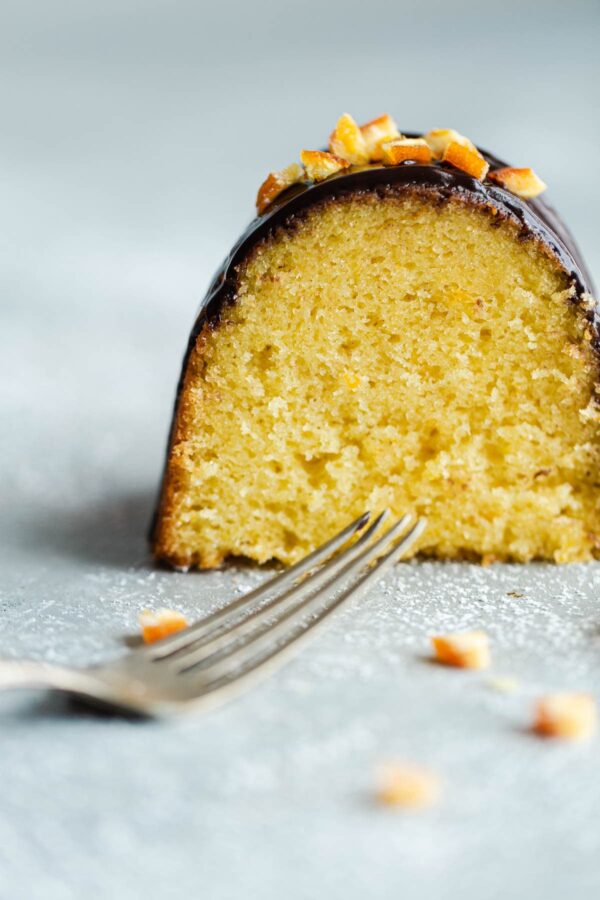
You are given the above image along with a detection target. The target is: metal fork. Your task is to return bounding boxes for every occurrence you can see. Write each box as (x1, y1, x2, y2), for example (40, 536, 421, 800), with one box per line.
(0, 510, 426, 717)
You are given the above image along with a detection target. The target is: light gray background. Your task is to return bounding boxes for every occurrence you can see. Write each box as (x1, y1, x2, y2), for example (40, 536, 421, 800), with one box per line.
(2, 1, 600, 898)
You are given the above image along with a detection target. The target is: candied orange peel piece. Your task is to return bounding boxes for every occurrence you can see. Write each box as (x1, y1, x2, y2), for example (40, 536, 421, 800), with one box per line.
(424, 128, 474, 159)
(381, 137, 433, 165)
(139, 608, 189, 644)
(256, 162, 305, 215)
(488, 166, 547, 199)
(442, 140, 489, 180)
(431, 630, 491, 669)
(376, 761, 441, 809)
(300, 149, 349, 182)
(328, 113, 369, 165)
(534, 692, 598, 740)
(359, 114, 401, 161)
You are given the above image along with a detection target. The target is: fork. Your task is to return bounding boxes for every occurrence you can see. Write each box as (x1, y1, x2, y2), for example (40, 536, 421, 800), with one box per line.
(0, 510, 426, 717)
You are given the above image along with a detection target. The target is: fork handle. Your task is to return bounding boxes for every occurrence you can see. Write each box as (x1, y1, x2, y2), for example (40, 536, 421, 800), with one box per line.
(0, 660, 89, 695)
(0, 660, 148, 715)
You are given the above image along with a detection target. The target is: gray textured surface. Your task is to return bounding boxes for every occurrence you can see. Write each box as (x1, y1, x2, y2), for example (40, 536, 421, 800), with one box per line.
(2, 1, 600, 897)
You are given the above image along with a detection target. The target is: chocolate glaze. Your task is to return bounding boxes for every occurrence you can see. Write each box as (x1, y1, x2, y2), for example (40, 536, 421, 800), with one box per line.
(150, 143, 597, 545)
(197, 146, 594, 331)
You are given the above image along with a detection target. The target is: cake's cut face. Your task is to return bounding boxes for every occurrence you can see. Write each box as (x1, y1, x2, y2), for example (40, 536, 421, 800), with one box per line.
(152, 116, 600, 568)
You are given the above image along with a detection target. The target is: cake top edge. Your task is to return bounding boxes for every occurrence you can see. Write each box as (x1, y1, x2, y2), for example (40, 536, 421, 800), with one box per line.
(256, 113, 547, 216)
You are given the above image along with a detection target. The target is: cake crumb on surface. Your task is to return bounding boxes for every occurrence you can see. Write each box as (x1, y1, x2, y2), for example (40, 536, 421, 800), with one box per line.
(139, 608, 189, 644)
(487, 675, 519, 693)
(431, 630, 491, 669)
(376, 761, 441, 809)
(534, 692, 598, 740)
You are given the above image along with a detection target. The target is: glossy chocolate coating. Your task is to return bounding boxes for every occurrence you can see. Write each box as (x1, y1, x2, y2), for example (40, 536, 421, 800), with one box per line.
(196, 147, 594, 339)
(150, 145, 597, 545)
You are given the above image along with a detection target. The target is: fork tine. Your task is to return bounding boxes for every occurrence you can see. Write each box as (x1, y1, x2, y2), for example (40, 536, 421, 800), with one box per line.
(184, 518, 426, 707)
(161, 509, 394, 670)
(146, 510, 371, 658)
(179, 514, 421, 680)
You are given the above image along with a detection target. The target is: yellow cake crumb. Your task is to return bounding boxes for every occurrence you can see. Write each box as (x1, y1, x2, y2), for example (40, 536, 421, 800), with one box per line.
(481, 554, 499, 567)
(342, 370, 361, 390)
(139, 608, 189, 644)
(376, 761, 441, 809)
(534, 692, 598, 740)
(431, 630, 491, 669)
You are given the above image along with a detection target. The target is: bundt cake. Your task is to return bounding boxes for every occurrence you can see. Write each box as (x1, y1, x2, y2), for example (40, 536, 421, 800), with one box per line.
(152, 114, 599, 569)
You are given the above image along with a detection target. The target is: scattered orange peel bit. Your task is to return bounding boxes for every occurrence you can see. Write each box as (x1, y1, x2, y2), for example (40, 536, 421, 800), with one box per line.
(139, 608, 189, 644)
(488, 166, 547, 199)
(328, 113, 369, 165)
(381, 137, 433, 166)
(442, 140, 489, 180)
(534, 692, 598, 740)
(300, 149, 350, 182)
(256, 162, 305, 215)
(376, 760, 441, 809)
(359, 114, 401, 161)
(431, 630, 491, 669)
